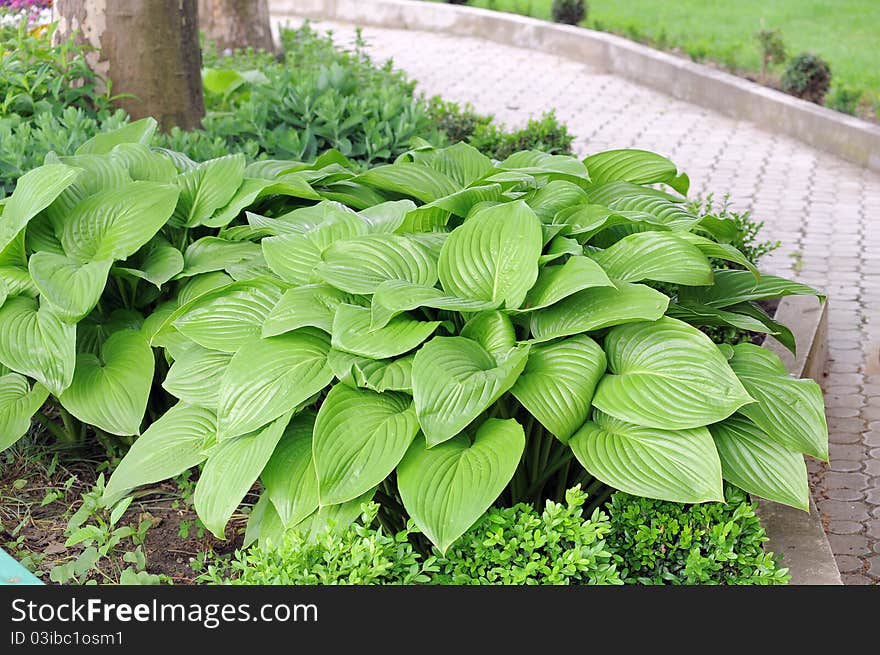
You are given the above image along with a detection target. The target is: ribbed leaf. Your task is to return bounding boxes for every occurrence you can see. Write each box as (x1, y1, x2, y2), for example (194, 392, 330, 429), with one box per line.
(529, 281, 668, 342)
(0, 163, 80, 253)
(539, 235, 582, 264)
(728, 343, 828, 460)
(217, 330, 333, 440)
(169, 278, 285, 352)
(76, 117, 157, 155)
(498, 151, 589, 186)
(584, 149, 688, 194)
(0, 373, 49, 451)
(520, 256, 613, 311)
(606, 194, 700, 231)
(680, 270, 824, 308)
(261, 411, 319, 527)
(179, 237, 261, 278)
(332, 304, 439, 359)
(511, 335, 606, 442)
(195, 413, 289, 538)
(314, 385, 419, 505)
(58, 330, 154, 436)
(524, 180, 589, 223)
(592, 317, 753, 429)
(292, 489, 375, 540)
(409, 142, 494, 188)
(677, 232, 759, 279)
(438, 201, 542, 309)
(398, 418, 525, 553)
(412, 336, 529, 446)
(358, 199, 415, 233)
(710, 415, 809, 511)
(162, 346, 232, 408)
(116, 241, 183, 287)
(61, 181, 180, 262)
(667, 302, 795, 353)
(460, 311, 515, 361)
(28, 252, 111, 322)
(0, 265, 37, 297)
(263, 285, 349, 337)
(315, 234, 437, 294)
(173, 154, 246, 227)
(103, 403, 216, 505)
(370, 280, 495, 330)
(328, 350, 414, 392)
(590, 231, 713, 285)
(570, 410, 723, 503)
(0, 296, 76, 395)
(110, 142, 177, 183)
(355, 162, 460, 203)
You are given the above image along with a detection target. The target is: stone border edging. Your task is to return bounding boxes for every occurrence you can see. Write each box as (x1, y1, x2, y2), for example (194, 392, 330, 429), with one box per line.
(271, 0, 880, 173)
(758, 296, 841, 585)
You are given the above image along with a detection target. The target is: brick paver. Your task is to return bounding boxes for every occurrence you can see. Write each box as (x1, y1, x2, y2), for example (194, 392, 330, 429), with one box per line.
(278, 17, 880, 583)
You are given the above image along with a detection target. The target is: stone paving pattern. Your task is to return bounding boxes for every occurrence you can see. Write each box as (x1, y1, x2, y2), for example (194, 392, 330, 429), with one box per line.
(280, 18, 880, 583)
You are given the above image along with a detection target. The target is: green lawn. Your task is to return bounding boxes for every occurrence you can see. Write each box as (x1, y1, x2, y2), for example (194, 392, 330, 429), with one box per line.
(430, 0, 880, 116)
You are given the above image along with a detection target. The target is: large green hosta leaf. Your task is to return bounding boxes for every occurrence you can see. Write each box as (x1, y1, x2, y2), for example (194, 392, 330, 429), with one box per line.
(116, 240, 184, 287)
(709, 415, 809, 511)
(679, 270, 824, 308)
(0, 163, 80, 253)
(195, 413, 289, 538)
(398, 418, 525, 553)
(331, 304, 439, 360)
(0, 373, 49, 451)
(584, 149, 689, 194)
(261, 411, 319, 527)
(460, 311, 515, 361)
(76, 117, 157, 155)
(370, 280, 495, 330)
(217, 330, 333, 440)
(314, 384, 419, 505)
(61, 182, 179, 263)
(589, 231, 713, 285)
(262, 285, 350, 337)
(180, 237, 262, 278)
(412, 336, 529, 446)
(354, 162, 460, 203)
(58, 330, 154, 436)
(592, 317, 753, 429)
(328, 350, 414, 393)
(570, 410, 723, 503)
(529, 281, 668, 342)
(438, 201, 542, 309)
(173, 154, 246, 227)
(167, 278, 286, 352)
(520, 256, 613, 311)
(511, 335, 606, 443)
(0, 297, 76, 395)
(728, 343, 828, 460)
(315, 234, 438, 294)
(28, 253, 111, 322)
(103, 403, 216, 505)
(162, 346, 232, 408)
(408, 142, 494, 188)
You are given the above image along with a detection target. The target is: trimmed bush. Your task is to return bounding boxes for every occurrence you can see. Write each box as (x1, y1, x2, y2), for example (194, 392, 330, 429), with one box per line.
(781, 52, 831, 104)
(552, 0, 587, 26)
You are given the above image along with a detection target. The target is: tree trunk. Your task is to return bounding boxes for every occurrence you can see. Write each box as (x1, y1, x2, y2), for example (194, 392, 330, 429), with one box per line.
(54, 0, 205, 131)
(198, 0, 274, 54)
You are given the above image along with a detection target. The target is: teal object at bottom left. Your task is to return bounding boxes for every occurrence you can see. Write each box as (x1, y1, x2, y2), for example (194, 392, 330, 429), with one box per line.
(0, 548, 43, 585)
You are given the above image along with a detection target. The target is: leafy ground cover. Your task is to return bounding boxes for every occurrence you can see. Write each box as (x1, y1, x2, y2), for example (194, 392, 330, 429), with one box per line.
(431, 0, 880, 119)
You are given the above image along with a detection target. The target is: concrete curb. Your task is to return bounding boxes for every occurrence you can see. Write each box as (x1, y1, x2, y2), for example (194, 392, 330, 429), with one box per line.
(271, 0, 880, 173)
(758, 296, 841, 585)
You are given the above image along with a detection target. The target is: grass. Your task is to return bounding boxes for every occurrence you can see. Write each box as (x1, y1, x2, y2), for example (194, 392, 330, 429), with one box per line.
(430, 0, 880, 117)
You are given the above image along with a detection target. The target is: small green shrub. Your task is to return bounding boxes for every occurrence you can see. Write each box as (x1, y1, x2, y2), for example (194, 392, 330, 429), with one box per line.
(781, 52, 831, 104)
(436, 486, 621, 584)
(754, 29, 786, 82)
(552, 0, 587, 25)
(606, 487, 790, 585)
(826, 85, 862, 116)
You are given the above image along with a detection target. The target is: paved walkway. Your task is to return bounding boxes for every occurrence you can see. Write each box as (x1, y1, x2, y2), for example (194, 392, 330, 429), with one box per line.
(280, 17, 880, 583)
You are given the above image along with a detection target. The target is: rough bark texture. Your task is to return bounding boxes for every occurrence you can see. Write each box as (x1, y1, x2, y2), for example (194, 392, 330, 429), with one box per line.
(54, 0, 205, 131)
(198, 0, 274, 54)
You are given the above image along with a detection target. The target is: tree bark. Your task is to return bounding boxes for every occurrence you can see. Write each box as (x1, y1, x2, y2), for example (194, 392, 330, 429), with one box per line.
(198, 0, 274, 54)
(54, 0, 205, 131)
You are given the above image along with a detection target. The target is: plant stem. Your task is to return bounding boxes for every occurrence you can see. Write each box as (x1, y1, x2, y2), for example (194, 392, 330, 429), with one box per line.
(34, 411, 74, 444)
(56, 404, 80, 445)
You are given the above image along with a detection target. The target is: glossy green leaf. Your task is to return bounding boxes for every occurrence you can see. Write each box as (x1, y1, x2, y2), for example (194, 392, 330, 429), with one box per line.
(570, 410, 723, 503)
(355, 162, 460, 203)
(412, 336, 529, 446)
(103, 403, 216, 505)
(76, 117, 157, 155)
(180, 237, 263, 278)
(728, 343, 828, 460)
(261, 411, 320, 527)
(370, 280, 495, 330)
(438, 201, 542, 309)
(116, 241, 184, 287)
(398, 418, 525, 553)
(460, 311, 516, 361)
(592, 317, 753, 429)
(584, 149, 688, 194)
(217, 330, 333, 440)
(28, 252, 111, 322)
(710, 415, 809, 511)
(0, 296, 76, 395)
(511, 335, 606, 442)
(680, 270, 824, 308)
(173, 154, 246, 227)
(263, 285, 349, 337)
(0, 373, 49, 451)
(327, 350, 414, 392)
(162, 346, 232, 408)
(677, 232, 759, 279)
(58, 330, 154, 436)
(520, 256, 613, 311)
(529, 281, 668, 342)
(332, 304, 439, 359)
(590, 231, 713, 285)
(314, 384, 419, 505)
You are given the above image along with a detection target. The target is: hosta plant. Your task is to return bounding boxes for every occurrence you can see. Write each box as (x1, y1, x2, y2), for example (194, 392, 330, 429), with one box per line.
(0, 123, 827, 554)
